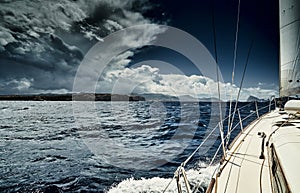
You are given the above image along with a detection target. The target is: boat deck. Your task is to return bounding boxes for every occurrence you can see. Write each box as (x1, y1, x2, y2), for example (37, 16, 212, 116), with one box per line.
(211, 109, 300, 193)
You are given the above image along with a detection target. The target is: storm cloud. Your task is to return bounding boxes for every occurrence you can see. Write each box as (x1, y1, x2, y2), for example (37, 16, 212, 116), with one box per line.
(0, 0, 154, 94)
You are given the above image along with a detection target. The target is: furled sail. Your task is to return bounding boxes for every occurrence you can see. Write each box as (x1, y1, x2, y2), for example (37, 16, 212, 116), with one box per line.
(280, 0, 300, 96)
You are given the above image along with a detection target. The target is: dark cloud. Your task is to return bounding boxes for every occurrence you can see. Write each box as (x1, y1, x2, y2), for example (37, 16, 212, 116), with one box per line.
(0, 0, 155, 94)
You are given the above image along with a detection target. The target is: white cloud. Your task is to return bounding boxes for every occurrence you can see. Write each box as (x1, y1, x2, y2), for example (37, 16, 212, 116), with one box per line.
(73, 24, 167, 93)
(104, 19, 124, 32)
(3, 78, 33, 92)
(96, 62, 278, 101)
(117, 10, 150, 26)
(0, 0, 160, 94)
(0, 27, 16, 50)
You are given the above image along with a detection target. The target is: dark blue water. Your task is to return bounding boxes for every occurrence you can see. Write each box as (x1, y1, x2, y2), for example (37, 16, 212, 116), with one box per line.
(0, 101, 273, 193)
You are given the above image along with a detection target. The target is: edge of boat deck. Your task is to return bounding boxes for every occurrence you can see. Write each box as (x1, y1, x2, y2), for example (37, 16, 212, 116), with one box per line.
(211, 109, 300, 193)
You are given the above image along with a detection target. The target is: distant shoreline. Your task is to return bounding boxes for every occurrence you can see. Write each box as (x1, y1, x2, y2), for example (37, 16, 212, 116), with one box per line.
(0, 93, 145, 101)
(0, 93, 274, 102)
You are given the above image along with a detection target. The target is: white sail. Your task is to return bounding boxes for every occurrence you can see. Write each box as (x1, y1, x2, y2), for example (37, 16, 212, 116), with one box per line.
(280, 0, 300, 96)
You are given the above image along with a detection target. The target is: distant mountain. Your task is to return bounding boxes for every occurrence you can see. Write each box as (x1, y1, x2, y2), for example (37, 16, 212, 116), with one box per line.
(198, 97, 223, 102)
(0, 93, 145, 101)
(247, 95, 259, 102)
(247, 95, 268, 102)
(0, 92, 226, 102)
(178, 95, 198, 101)
(139, 93, 178, 101)
(139, 93, 224, 102)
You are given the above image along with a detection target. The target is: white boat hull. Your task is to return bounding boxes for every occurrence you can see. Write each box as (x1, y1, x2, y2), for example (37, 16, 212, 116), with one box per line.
(209, 109, 300, 193)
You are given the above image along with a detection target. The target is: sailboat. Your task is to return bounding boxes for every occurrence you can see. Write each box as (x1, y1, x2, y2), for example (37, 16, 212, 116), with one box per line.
(206, 0, 300, 192)
(163, 0, 300, 193)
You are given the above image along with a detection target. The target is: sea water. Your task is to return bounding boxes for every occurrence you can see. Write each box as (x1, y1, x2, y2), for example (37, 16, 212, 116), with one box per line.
(0, 101, 270, 192)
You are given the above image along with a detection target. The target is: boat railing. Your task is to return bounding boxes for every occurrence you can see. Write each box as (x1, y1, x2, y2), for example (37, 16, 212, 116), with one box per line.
(162, 100, 275, 193)
(226, 101, 273, 148)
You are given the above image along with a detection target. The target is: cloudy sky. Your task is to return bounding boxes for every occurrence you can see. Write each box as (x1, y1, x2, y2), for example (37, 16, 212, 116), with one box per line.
(0, 0, 278, 100)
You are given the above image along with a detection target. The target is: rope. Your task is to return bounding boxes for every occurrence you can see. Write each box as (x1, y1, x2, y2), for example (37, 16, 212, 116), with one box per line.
(183, 101, 253, 168)
(291, 21, 300, 76)
(226, 40, 254, 148)
(182, 124, 219, 167)
(259, 158, 266, 193)
(161, 0, 271, 190)
(191, 143, 222, 193)
(162, 101, 272, 193)
(166, 125, 220, 192)
(228, 0, 241, 133)
(182, 99, 251, 167)
(181, 167, 192, 193)
(162, 176, 175, 193)
(212, 0, 224, 134)
(220, 113, 263, 175)
(231, 0, 241, 86)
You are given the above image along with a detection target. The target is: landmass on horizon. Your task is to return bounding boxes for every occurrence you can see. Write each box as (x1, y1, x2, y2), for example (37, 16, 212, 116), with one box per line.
(0, 93, 145, 101)
(0, 93, 270, 102)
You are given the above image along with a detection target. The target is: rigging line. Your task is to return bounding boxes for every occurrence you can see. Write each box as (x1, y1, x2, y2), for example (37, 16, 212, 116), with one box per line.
(291, 21, 300, 76)
(162, 176, 175, 193)
(259, 158, 266, 193)
(182, 102, 253, 167)
(192, 142, 222, 193)
(212, 0, 224, 132)
(228, 0, 241, 132)
(227, 40, 254, 148)
(292, 22, 300, 74)
(182, 124, 219, 167)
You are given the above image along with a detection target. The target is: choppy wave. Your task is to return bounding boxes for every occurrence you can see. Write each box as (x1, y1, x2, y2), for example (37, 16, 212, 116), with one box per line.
(107, 162, 218, 193)
(0, 101, 270, 192)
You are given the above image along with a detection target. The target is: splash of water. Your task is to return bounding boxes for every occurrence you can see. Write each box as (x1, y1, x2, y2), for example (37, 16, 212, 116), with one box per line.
(107, 162, 218, 193)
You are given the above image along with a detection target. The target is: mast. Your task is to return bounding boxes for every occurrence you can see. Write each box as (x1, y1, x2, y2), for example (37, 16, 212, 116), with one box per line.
(279, 0, 300, 97)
